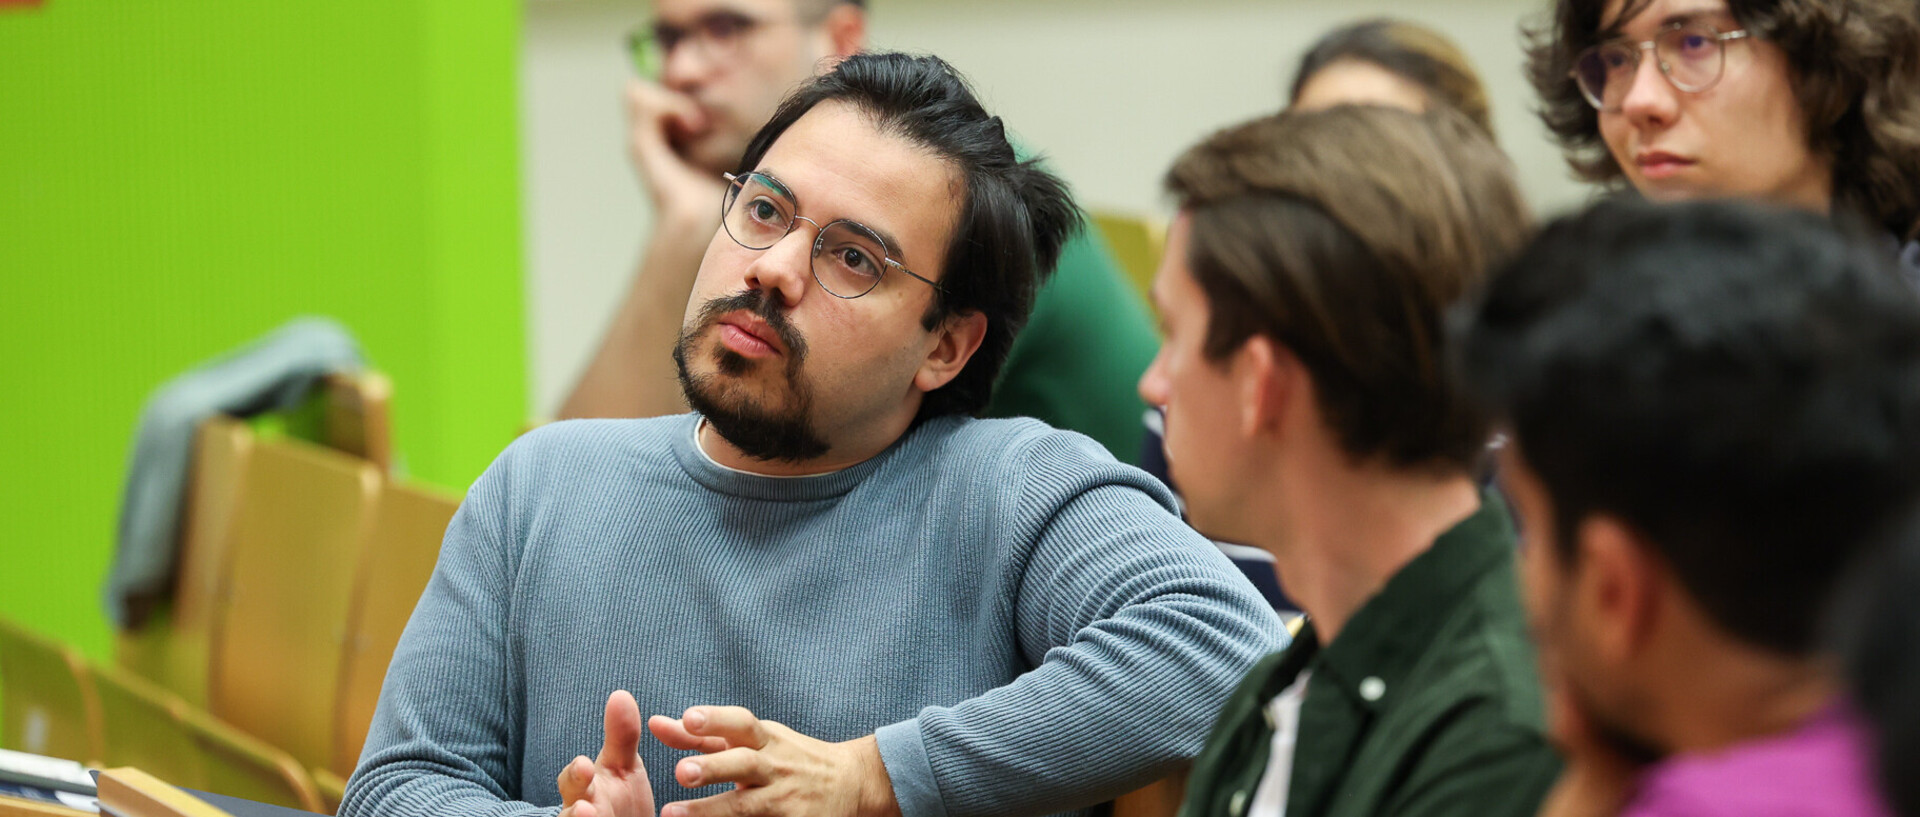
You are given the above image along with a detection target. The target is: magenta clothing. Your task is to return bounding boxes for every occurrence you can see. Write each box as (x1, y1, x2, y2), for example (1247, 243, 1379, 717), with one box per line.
(1622, 705, 1890, 817)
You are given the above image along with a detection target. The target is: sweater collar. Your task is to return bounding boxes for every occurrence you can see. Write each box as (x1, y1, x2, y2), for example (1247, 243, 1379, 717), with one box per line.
(669, 412, 907, 501)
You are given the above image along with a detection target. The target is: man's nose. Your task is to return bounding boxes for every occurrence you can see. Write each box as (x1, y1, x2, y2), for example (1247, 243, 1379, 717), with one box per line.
(660, 37, 721, 90)
(743, 223, 817, 308)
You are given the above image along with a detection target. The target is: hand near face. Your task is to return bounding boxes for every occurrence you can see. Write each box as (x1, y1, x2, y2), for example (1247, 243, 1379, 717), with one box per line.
(558, 690, 658, 817)
(1536, 670, 1642, 817)
(626, 78, 728, 227)
(648, 706, 900, 817)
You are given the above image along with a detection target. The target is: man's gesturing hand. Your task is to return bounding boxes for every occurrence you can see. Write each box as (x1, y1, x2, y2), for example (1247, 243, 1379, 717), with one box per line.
(558, 690, 657, 817)
(648, 706, 901, 817)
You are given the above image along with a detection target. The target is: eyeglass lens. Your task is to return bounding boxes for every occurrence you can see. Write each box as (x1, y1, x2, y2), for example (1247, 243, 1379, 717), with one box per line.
(723, 174, 896, 298)
(627, 12, 756, 79)
(1574, 23, 1730, 111)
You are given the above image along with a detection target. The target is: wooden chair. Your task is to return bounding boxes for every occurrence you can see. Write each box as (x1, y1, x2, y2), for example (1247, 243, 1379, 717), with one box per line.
(206, 436, 381, 775)
(1089, 210, 1166, 312)
(329, 482, 457, 777)
(176, 705, 324, 813)
(319, 372, 393, 475)
(115, 417, 256, 709)
(0, 620, 102, 765)
(90, 663, 206, 792)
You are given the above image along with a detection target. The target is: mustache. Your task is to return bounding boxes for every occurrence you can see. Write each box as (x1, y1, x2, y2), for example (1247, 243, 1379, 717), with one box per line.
(691, 289, 808, 362)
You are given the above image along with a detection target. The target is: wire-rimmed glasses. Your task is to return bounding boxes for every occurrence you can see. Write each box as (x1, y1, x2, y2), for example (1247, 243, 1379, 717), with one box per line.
(720, 171, 938, 299)
(1571, 21, 1751, 112)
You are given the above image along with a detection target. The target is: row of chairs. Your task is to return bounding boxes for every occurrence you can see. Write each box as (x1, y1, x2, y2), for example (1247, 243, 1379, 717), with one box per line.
(1, 384, 459, 814)
(0, 620, 324, 811)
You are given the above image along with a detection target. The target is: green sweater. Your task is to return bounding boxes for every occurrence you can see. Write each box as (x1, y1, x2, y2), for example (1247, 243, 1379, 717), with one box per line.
(988, 226, 1159, 465)
(1178, 491, 1561, 817)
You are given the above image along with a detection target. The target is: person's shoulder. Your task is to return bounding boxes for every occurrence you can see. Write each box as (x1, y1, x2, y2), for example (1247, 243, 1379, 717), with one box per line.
(492, 415, 690, 479)
(1627, 709, 1886, 817)
(1400, 554, 1546, 732)
(926, 415, 1135, 475)
(910, 415, 1177, 506)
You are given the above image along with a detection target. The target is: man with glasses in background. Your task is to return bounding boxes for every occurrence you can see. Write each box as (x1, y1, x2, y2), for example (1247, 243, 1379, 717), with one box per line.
(342, 53, 1283, 817)
(561, 0, 1163, 471)
(1523, 0, 1920, 270)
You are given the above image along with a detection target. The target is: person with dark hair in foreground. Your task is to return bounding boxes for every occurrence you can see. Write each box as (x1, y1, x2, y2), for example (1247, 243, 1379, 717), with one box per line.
(1147, 105, 1557, 817)
(1840, 507, 1920, 817)
(1459, 198, 1920, 817)
(341, 53, 1283, 817)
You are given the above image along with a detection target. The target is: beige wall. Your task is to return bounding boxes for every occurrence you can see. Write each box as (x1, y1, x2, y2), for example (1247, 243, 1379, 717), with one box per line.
(522, 0, 1600, 416)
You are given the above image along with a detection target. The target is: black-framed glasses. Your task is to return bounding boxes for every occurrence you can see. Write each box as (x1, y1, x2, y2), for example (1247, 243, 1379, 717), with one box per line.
(1571, 21, 1751, 112)
(721, 171, 939, 299)
(626, 11, 779, 79)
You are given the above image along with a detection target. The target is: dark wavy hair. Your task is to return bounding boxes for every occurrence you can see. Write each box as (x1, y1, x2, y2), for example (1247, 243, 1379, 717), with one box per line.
(735, 52, 1081, 422)
(1524, 0, 1920, 239)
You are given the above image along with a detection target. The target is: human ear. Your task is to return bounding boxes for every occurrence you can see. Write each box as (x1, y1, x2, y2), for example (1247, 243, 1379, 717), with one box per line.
(1575, 515, 1663, 666)
(913, 310, 986, 394)
(822, 4, 865, 62)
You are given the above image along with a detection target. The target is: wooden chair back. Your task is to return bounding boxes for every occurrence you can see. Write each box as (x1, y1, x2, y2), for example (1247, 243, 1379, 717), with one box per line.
(114, 417, 255, 708)
(319, 372, 393, 474)
(329, 481, 456, 776)
(0, 620, 102, 765)
(176, 705, 324, 813)
(90, 663, 206, 791)
(207, 436, 381, 774)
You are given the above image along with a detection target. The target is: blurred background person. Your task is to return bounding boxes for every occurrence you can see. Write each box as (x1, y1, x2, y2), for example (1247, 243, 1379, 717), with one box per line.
(1290, 17, 1497, 140)
(1524, 0, 1920, 268)
(560, 0, 1161, 465)
(1148, 104, 1556, 817)
(1460, 198, 1920, 817)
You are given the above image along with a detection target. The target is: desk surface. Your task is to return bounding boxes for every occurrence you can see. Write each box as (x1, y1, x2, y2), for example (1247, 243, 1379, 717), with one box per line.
(185, 789, 319, 817)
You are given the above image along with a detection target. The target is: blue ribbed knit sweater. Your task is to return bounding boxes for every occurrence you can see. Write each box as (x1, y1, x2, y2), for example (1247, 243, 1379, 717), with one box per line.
(340, 413, 1286, 817)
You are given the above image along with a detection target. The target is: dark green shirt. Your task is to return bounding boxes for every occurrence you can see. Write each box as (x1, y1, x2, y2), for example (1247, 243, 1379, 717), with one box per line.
(1179, 491, 1560, 817)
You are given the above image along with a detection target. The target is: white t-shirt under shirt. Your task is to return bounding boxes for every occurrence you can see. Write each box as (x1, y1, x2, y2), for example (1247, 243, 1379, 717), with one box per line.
(1248, 671, 1311, 817)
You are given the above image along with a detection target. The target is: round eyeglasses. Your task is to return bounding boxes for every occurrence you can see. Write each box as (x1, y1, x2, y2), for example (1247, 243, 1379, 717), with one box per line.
(626, 12, 782, 80)
(720, 171, 939, 299)
(1571, 21, 1751, 113)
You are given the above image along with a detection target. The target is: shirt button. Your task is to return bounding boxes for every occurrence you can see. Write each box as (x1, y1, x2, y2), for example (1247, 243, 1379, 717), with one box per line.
(1360, 677, 1386, 701)
(1229, 789, 1248, 817)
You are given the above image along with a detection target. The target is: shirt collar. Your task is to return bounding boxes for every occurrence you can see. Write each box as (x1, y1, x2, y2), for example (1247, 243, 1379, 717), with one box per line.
(1308, 487, 1519, 712)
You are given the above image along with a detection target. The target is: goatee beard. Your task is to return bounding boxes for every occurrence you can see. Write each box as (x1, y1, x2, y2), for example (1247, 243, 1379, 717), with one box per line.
(672, 290, 830, 462)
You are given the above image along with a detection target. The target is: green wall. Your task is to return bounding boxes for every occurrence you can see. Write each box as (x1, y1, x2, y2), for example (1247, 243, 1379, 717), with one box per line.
(0, 0, 525, 662)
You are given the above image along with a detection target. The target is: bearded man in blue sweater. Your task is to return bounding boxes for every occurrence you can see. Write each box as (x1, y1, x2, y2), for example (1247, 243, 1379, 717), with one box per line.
(340, 53, 1285, 817)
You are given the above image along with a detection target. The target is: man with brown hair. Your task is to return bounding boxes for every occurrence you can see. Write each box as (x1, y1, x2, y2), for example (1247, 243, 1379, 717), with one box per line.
(1145, 104, 1559, 817)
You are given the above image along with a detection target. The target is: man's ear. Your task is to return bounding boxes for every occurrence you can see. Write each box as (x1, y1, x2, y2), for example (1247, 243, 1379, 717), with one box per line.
(1575, 515, 1664, 666)
(821, 3, 865, 61)
(1237, 335, 1295, 438)
(913, 310, 987, 394)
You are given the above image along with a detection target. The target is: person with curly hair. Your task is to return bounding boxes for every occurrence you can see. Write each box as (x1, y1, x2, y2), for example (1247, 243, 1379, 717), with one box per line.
(1524, 0, 1920, 268)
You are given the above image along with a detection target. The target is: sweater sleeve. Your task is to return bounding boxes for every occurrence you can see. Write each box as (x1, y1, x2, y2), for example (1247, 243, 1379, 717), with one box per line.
(875, 434, 1289, 817)
(339, 446, 556, 817)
